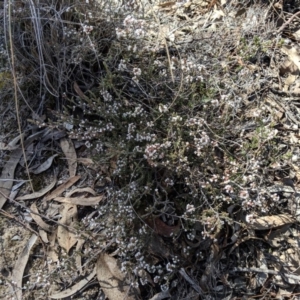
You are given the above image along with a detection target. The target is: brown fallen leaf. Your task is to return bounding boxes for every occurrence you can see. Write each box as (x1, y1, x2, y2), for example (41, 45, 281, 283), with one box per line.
(44, 176, 81, 201)
(77, 157, 95, 165)
(145, 216, 180, 237)
(57, 204, 78, 253)
(50, 268, 96, 299)
(54, 195, 104, 206)
(65, 187, 96, 197)
(248, 214, 295, 230)
(39, 229, 49, 244)
(60, 138, 77, 177)
(96, 253, 137, 300)
(47, 230, 59, 267)
(30, 202, 55, 232)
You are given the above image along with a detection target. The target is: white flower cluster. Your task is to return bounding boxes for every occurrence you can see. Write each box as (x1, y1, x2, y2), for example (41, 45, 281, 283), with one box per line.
(122, 0, 140, 11)
(118, 59, 127, 71)
(101, 90, 113, 102)
(116, 15, 146, 40)
(69, 121, 115, 140)
(192, 131, 210, 157)
(169, 57, 207, 83)
(132, 67, 142, 83)
(122, 104, 145, 118)
(82, 24, 93, 35)
(186, 117, 205, 127)
(144, 142, 172, 166)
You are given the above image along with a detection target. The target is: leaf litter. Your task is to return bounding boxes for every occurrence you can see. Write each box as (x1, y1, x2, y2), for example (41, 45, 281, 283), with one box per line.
(3, 0, 300, 299)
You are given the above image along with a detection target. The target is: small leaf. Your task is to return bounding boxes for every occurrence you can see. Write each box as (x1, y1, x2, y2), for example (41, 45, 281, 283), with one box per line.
(44, 176, 81, 201)
(60, 138, 77, 177)
(10, 234, 38, 300)
(50, 268, 96, 299)
(57, 204, 78, 253)
(30, 154, 58, 174)
(96, 253, 137, 300)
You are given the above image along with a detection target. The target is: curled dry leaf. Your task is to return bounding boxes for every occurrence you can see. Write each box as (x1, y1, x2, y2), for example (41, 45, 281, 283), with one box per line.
(50, 268, 96, 299)
(30, 154, 58, 174)
(65, 187, 96, 197)
(17, 177, 57, 200)
(10, 234, 38, 300)
(96, 253, 138, 300)
(2, 133, 25, 150)
(30, 202, 54, 232)
(145, 216, 180, 237)
(44, 176, 81, 201)
(0, 148, 23, 209)
(247, 214, 295, 230)
(57, 204, 78, 253)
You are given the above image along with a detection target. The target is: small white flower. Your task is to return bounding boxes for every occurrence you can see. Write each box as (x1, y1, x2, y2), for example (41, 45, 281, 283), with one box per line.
(118, 59, 127, 71)
(186, 204, 195, 213)
(158, 104, 168, 113)
(245, 214, 255, 223)
(133, 68, 142, 76)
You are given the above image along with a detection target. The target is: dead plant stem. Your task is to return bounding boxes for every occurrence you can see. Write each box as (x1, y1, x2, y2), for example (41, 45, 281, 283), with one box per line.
(7, 0, 34, 192)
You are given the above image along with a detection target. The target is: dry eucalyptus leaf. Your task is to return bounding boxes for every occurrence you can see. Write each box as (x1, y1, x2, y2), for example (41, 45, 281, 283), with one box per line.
(44, 176, 81, 201)
(50, 268, 96, 299)
(248, 214, 295, 230)
(30, 154, 58, 174)
(39, 229, 49, 244)
(5, 133, 25, 150)
(9, 181, 26, 200)
(17, 177, 57, 200)
(0, 148, 23, 209)
(10, 234, 38, 300)
(30, 202, 55, 232)
(255, 251, 268, 288)
(77, 157, 97, 170)
(54, 195, 104, 206)
(47, 230, 59, 266)
(149, 291, 171, 300)
(57, 204, 78, 253)
(77, 157, 95, 165)
(65, 187, 96, 197)
(96, 253, 137, 300)
(60, 138, 77, 177)
(73, 81, 89, 101)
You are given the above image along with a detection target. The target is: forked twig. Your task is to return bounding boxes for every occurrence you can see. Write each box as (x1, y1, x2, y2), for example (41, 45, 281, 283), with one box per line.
(276, 11, 300, 34)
